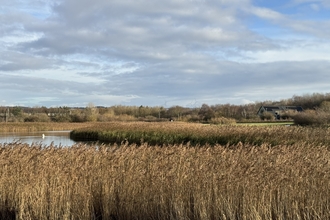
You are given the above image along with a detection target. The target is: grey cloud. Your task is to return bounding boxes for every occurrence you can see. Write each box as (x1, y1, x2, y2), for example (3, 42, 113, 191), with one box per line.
(0, 74, 83, 93)
(1, 0, 329, 107)
(1, 59, 329, 106)
(0, 52, 56, 71)
(18, 0, 275, 59)
(90, 60, 330, 104)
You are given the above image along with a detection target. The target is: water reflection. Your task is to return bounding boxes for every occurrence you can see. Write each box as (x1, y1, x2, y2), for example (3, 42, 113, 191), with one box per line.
(0, 131, 78, 146)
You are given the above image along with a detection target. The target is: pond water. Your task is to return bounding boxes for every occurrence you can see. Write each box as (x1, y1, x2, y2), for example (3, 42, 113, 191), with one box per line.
(0, 131, 79, 147)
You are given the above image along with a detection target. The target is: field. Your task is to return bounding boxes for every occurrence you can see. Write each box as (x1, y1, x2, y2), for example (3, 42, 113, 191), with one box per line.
(0, 122, 329, 219)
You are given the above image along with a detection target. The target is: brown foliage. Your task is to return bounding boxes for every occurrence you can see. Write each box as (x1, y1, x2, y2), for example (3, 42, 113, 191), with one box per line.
(293, 110, 330, 126)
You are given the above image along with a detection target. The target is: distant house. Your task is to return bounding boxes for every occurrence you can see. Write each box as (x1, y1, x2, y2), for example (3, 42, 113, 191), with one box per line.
(257, 106, 303, 119)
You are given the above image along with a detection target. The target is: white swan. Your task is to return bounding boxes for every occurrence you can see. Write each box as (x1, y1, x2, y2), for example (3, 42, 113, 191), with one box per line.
(42, 134, 45, 139)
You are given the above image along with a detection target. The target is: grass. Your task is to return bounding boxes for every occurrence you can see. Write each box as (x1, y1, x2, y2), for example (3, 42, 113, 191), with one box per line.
(0, 142, 329, 219)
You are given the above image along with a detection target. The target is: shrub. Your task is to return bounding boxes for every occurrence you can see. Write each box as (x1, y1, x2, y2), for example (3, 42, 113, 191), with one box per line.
(293, 110, 330, 126)
(50, 115, 71, 122)
(209, 117, 236, 124)
(70, 113, 87, 122)
(260, 112, 274, 120)
(280, 110, 297, 120)
(185, 115, 200, 122)
(24, 113, 51, 122)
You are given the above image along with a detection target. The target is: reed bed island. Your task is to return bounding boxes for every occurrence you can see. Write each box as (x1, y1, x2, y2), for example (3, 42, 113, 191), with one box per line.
(70, 121, 330, 146)
(0, 122, 329, 219)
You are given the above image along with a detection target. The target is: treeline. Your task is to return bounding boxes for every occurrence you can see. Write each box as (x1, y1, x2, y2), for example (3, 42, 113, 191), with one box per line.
(1, 93, 330, 124)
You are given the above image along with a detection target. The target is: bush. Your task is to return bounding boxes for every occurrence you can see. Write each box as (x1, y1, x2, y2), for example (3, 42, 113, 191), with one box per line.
(293, 110, 330, 126)
(70, 113, 87, 122)
(184, 115, 200, 122)
(280, 110, 297, 120)
(209, 117, 236, 125)
(24, 114, 51, 122)
(260, 112, 274, 120)
(51, 115, 71, 122)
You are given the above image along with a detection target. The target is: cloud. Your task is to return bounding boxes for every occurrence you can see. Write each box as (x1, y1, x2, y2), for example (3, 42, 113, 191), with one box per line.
(248, 2, 330, 39)
(292, 0, 330, 9)
(0, 51, 56, 71)
(241, 40, 330, 63)
(0, 0, 329, 107)
(18, 0, 269, 58)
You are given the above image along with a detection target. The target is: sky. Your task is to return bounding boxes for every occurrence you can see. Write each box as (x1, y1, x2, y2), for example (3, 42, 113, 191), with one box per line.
(1, 0, 330, 107)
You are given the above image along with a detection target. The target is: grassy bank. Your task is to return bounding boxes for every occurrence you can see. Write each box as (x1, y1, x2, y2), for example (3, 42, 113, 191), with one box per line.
(0, 142, 329, 219)
(0, 122, 95, 132)
(70, 122, 330, 146)
(237, 121, 295, 126)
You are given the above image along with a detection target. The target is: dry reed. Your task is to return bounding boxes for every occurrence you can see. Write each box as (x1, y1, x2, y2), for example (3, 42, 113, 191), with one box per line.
(0, 141, 329, 219)
(70, 122, 330, 146)
(0, 122, 99, 132)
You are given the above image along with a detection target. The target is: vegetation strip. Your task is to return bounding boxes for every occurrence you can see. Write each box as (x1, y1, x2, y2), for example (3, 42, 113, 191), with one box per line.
(0, 122, 95, 132)
(70, 122, 330, 146)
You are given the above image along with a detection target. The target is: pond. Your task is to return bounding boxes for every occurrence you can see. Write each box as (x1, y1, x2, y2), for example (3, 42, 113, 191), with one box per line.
(0, 130, 80, 146)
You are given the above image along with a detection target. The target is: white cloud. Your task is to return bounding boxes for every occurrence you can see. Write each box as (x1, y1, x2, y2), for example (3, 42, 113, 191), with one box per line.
(249, 7, 284, 20)
(291, 0, 330, 8)
(241, 40, 330, 63)
(310, 3, 321, 11)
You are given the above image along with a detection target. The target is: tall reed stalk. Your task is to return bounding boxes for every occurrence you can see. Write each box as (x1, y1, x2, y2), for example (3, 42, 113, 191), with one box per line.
(0, 142, 329, 219)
